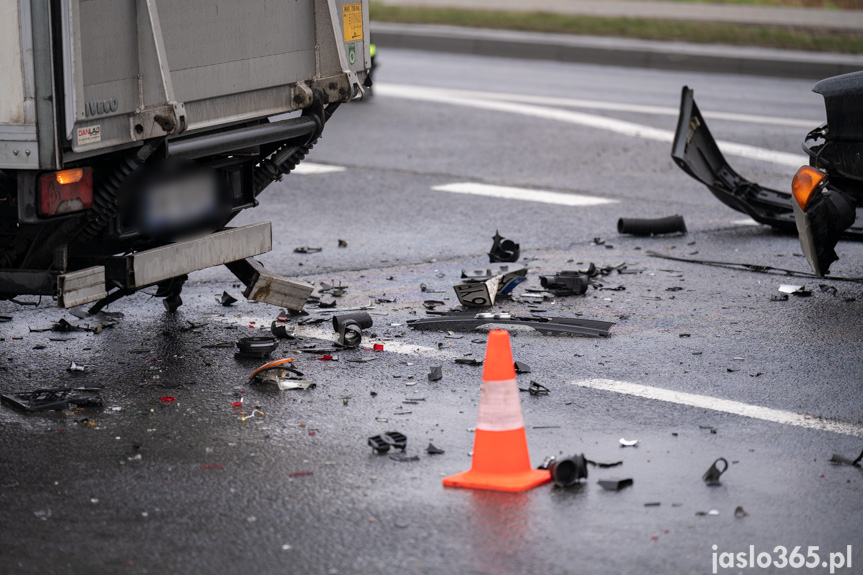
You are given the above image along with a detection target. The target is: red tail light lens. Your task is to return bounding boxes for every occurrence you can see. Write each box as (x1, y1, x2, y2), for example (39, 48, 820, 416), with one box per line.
(38, 168, 93, 216)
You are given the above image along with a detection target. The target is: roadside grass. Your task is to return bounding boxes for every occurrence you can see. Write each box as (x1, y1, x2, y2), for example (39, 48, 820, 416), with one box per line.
(655, 0, 863, 7)
(370, 2, 863, 53)
(654, 0, 862, 7)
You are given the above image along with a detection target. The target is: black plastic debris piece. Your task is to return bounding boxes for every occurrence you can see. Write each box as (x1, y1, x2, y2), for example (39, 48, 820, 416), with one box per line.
(819, 284, 839, 296)
(514, 361, 531, 374)
(455, 358, 483, 366)
(368, 431, 408, 454)
(333, 311, 373, 348)
(338, 239, 348, 248)
(829, 448, 863, 467)
(0, 316, 11, 322)
(426, 443, 445, 455)
(644, 502, 661, 507)
(598, 478, 633, 491)
(618, 215, 687, 236)
(294, 246, 322, 254)
(219, 291, 238, 306)
(771, 294, 789, 301)
(454, 264, 528, 308)
(1, 387, 104, 412)
(408, 313, 614, 338)
(702, 457, 728, 486)
(734, 506, 749, 518)
(489, 231, 520, 263)
(539, 271, 590, 296)
(520, 381, 549, 396)
(390, 454, 420, 463)
(235, 336, 279, 359)
(318, 298, 337, 309)
(585, 458, 623, 469)
(549, 453, 589, 488)
(270, 322, 296, 339)
(428, 366, 443, 382)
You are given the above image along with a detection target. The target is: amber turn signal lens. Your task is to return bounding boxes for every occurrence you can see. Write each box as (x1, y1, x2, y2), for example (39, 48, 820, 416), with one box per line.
(55, 168, 84, 185)
(792, 166, 827, 211)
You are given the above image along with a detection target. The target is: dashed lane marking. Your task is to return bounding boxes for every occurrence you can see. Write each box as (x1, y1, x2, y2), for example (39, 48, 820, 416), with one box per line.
(432, 182, 617, 207)
(292, 162, 346, 175)
(572, 378, 863, 438)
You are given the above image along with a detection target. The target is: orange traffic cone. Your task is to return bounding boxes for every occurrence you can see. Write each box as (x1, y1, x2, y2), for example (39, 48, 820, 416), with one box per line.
(443, 329, 551, 492)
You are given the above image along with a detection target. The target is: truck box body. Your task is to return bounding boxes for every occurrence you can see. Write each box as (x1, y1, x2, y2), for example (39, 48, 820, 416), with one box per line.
(0, 0, 369, 310)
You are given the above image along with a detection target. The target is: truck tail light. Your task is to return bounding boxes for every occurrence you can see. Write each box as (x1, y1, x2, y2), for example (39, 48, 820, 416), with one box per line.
(792, 166, 827, 211)
(38, 168, 93, 216)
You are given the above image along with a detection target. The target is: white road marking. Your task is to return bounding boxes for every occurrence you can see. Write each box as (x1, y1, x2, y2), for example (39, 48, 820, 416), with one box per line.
(376, 84, 804, 168)
(572, 378, 863, 438)
(432, 182, 617, 207)
(292, 162, 346, 175)
(391, 86, 815, 129)
(732, 218, 761, 226)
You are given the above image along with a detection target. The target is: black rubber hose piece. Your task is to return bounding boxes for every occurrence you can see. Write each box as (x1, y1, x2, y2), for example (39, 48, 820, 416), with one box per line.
(617, 215, 687, 236)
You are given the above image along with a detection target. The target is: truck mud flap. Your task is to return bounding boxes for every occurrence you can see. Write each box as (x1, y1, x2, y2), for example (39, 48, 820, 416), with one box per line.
(671, 86, 863, 239)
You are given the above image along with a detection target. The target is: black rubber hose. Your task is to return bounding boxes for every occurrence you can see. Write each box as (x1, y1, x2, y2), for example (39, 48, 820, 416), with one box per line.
(617, 215, 687, 236)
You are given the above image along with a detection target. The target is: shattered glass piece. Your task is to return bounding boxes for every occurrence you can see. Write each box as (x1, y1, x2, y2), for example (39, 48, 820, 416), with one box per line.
(619, 438, 639, 447)
(1, 387, 103, 412)
(597, 478, 633, 491)
(778, 284, 811, 296)
(276, 380, 316, 391)
(68, 361, 86, 372)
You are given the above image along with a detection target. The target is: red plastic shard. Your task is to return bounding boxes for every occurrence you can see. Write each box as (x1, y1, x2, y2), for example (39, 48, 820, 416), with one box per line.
(289, 471, 314, 477)
(161, 396, 175, 403)
(373, 344, 384, 352)
(318, 355, 334, 361)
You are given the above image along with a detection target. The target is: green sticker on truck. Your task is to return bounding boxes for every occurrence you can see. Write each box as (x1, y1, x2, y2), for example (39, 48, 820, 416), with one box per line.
(348, 44, 356, 65)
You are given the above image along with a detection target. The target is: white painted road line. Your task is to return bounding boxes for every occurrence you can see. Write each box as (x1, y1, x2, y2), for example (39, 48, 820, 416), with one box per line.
(376, 84, 804, 168)
(572, 378, 863, 438)
(732, 218, 761, 226)
(292, 162, 346, 175)
(391, 86, 815, 129)
(432, 182, 617, 207)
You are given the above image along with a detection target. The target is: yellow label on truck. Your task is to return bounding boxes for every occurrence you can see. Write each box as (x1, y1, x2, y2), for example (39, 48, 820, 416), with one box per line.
(342, 3, 363, 42)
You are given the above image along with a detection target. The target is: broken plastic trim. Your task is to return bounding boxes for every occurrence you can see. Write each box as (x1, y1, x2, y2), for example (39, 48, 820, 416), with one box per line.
(332, 311, 373, 348)
(1, 387, 104, 412)
(539, 271, 590, 296)
(488, 231, 520, 263)
(549, 454, 589, 488)
(671, 86, 863, 239)
(407, 313, 614, 338)
(702, 457, 728, 486)
(368, 431, 407, 454)
(236, 336, 279, 359)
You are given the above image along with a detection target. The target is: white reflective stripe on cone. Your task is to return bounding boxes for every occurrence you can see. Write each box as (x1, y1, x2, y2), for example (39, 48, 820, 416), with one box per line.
(475, 378, 525, 432)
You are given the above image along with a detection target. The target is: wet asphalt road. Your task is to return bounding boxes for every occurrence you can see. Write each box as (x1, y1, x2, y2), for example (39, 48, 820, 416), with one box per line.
(2, 50, 863, 575)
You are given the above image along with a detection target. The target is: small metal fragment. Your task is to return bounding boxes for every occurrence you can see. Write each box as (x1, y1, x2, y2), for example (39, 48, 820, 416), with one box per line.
(597, 478, 633, 491)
